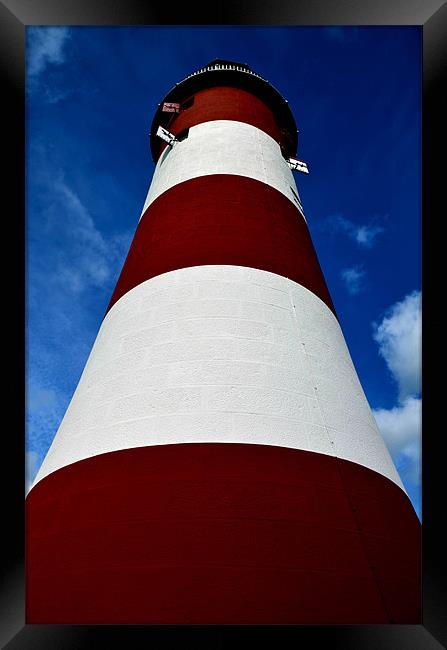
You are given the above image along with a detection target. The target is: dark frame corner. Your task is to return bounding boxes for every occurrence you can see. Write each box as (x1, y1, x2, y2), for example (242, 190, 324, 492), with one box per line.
(2, 0, 446, 647)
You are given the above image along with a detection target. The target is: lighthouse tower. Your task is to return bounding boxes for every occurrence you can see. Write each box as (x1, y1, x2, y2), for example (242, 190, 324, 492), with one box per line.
(26, 60, 420, 624)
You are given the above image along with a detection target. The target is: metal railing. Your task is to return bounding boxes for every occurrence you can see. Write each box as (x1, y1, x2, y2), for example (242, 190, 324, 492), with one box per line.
(182, 62, 265, 83)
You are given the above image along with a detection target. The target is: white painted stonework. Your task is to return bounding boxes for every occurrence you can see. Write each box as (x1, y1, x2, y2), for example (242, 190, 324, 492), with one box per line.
(32, 266, 404, 492)
(140, 120, 304, 218)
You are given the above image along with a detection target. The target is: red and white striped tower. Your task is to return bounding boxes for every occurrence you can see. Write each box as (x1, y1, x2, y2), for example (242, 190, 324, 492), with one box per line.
(26, 60, 420, 624)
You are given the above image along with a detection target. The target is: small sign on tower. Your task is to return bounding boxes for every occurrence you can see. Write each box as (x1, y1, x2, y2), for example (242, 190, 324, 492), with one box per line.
(156, 126, 177, 146)
(162, 102, 180, 113)
(287, 157, 309, 174)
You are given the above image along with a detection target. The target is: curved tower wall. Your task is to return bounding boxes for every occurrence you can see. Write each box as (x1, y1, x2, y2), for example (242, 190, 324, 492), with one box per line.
(26, 61, 420, 624)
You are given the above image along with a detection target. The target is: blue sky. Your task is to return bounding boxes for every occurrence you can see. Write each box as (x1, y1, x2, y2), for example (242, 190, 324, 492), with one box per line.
(25, 26, 422, 517)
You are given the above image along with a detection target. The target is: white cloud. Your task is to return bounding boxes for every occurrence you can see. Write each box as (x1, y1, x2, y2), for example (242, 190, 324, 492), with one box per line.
(26, 127, 136, 486)
(373, 397, 421, 488)
(373, 290, 421, 400)
(373, 396, 421, 457)
(354, 224, 385, 248)
(40, 176, 130, 294)
(27, 27, 71, 77)
(27, 385, 59, 412)
(26, 154, 132, 478)
(56, 180, 107, 249)
(371, 290, 422, 515)
(340, 265, 366, 295)
(323, 214, 385, 249)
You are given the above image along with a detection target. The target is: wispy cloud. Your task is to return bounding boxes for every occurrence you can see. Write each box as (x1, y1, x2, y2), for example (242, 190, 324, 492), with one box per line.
(323, 214, 385, 249)
(371, 290, 422, 517)
(30, 162, 133, 295)
(373, 290, 421, 401)
(27, 27, 73, 104)
(54, 179, 114, 290)
(355, 223, 385, 248)
(27, 27, 71, 78)
(26, 141, 134, 480)
(340, 265, 366, 295)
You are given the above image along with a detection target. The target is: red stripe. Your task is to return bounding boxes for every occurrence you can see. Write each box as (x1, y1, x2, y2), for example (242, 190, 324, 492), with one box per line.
(108, 175, 335, 315)
(155, 86, 286, 161)
(26, 443, 420, 624)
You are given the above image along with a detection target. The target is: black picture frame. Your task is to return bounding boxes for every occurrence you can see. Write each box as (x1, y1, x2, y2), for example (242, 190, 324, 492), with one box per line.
(2, 1, 445, 647)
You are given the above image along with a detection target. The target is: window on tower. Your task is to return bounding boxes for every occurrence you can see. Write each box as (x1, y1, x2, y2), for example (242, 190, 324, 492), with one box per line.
(289, 186, 301, 206)
(176, 127, 190, 142)
(158, 144, 172, 166)
(181, 96, 195, 110)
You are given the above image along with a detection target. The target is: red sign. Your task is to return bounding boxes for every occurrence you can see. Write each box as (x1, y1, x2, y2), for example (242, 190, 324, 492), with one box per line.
(162, 102, 180, 113)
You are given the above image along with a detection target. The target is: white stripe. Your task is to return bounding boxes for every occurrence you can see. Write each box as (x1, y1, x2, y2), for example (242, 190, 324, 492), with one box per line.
(31, 266, 404, 492)
(141, 120, 304, 219)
